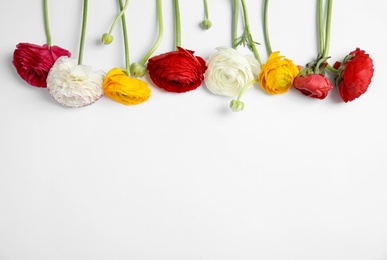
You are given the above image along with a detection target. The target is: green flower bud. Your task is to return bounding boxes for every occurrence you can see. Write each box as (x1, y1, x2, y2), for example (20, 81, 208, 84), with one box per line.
(130, 63, 146, 78)
(102, 33, 114, 45)
(230, 99, 244, 112)
(201, 19, 212, 30)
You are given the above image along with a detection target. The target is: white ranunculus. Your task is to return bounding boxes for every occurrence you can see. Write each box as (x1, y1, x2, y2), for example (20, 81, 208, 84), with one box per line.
(47, 57, 104, 108)
(204, 47, 260, 97)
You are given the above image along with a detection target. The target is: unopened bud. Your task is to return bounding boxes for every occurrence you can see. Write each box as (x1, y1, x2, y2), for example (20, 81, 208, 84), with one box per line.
(130, 63, 146, 78)
(102, 33, 113, 45)
(230, 99, 244, 112)
(200, 19, 212, 30)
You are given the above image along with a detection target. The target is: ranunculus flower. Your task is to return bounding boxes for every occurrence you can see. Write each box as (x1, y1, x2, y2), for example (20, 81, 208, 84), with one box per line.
(204, 47, 260, 97)
(12, 43, 71, 88)
(258, 51, 299, 94)
(102, 68, 151, 105)
(47, 57, 104, 108)
(293, 73, 333, 99)
(147, 47, 207, 93)
(333, 48, 374, 102)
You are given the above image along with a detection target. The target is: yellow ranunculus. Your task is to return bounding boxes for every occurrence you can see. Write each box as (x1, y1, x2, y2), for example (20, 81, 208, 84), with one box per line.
(258, 51, 299, 94)
(102, 68, 151, 105)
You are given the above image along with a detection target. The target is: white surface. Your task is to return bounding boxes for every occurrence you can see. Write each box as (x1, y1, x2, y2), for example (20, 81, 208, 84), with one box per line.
(1, 0, 387, 260)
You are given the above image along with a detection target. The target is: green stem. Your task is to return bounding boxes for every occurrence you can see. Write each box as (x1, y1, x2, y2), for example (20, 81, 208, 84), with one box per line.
(240, 0, 261, 64)
(43, 0, 52, 47)
(119, 0, 130, 75)
(263, 0, 272, 55)
(78, 0, 88, 65)
(326, 64, 338, 74)
(322, 0, 332, 58)
(174, 0, 181, 48)
(232, 0, 239, 48)
(108, 0, 129, 35)
(318, 0, 324, 54)
(236, 78, 258, 102)
(139, 0, 163, 66)
(203, 0, 209, 20)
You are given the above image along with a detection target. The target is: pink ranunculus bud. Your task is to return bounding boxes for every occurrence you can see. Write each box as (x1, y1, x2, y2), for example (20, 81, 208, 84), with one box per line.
(293, 74, 333, 100)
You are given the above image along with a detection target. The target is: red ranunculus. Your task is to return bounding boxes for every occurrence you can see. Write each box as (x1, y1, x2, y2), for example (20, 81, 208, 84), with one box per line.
(147, 47, 207, 93)
(12, 43, 71, 88)
(333, 48, 374, 102)
(293, 74, 333, 100)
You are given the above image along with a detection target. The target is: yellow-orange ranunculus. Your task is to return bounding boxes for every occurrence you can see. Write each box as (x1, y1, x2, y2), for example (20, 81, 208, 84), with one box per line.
(258, 51, 299, 94)
(102, 68, 151, 105)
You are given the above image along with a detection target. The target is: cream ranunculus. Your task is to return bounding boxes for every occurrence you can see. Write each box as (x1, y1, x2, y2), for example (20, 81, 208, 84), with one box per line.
(204, 47, 260, 97)
(47, 57, 104, 107)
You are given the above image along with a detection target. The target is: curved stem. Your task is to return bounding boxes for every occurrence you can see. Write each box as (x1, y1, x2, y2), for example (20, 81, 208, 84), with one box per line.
(43, 0, 52, 47)
(236, 78, 258, 102)
(232, 0, 239, 48)
(119, 0, 131, 75)
(108, 0, 129, 35)
(174, 0, 181, 48)
(326, 64, 338, 74)
(78, 0, 88, 65)
(322, 0, 332, 58)
(318, 0, 324, 54)
(263, 0, 272, 55)
(139, 0, 163, 66)
(240, 0, 261, 64)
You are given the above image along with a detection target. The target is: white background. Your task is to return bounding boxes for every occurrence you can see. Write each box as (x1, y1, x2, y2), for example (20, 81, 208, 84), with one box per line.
(1, 0, 387, 259)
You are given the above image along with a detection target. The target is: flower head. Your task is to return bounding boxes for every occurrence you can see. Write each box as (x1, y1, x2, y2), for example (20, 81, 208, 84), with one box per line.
(204, 47, 260, 97)
(147, 47, 207, 93)
(293, 73, 333, 99)
(47, 57, 104, 107)
(258, 51, 299, 94)
(292, 55, 334, 100)
(333, 48, 374, 102)
(12, 43, 71, 88)
(102, 68, 151, 105)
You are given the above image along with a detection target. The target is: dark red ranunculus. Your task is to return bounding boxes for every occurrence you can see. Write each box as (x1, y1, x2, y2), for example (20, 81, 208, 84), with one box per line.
(147, 47, 207, 93)
(333, 48, 374, 102)
(293, 74, 333, 100)
(12, 43, 71, 88)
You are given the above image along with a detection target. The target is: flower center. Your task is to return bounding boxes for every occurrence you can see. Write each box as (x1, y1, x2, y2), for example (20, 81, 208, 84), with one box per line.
(221, 69, 237, 82)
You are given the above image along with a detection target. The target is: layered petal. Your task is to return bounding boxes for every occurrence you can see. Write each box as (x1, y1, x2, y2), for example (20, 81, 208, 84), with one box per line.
(293, 74, 333, 99)
(334, 48, 374, 102)
(102, 68, 151, 105)
(204, 47, 260, 97)
(47, 57, 104, 107)
(12, 43, 71, 88)
(147, 47, 207, 93)
(258, 51, 299, 94)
